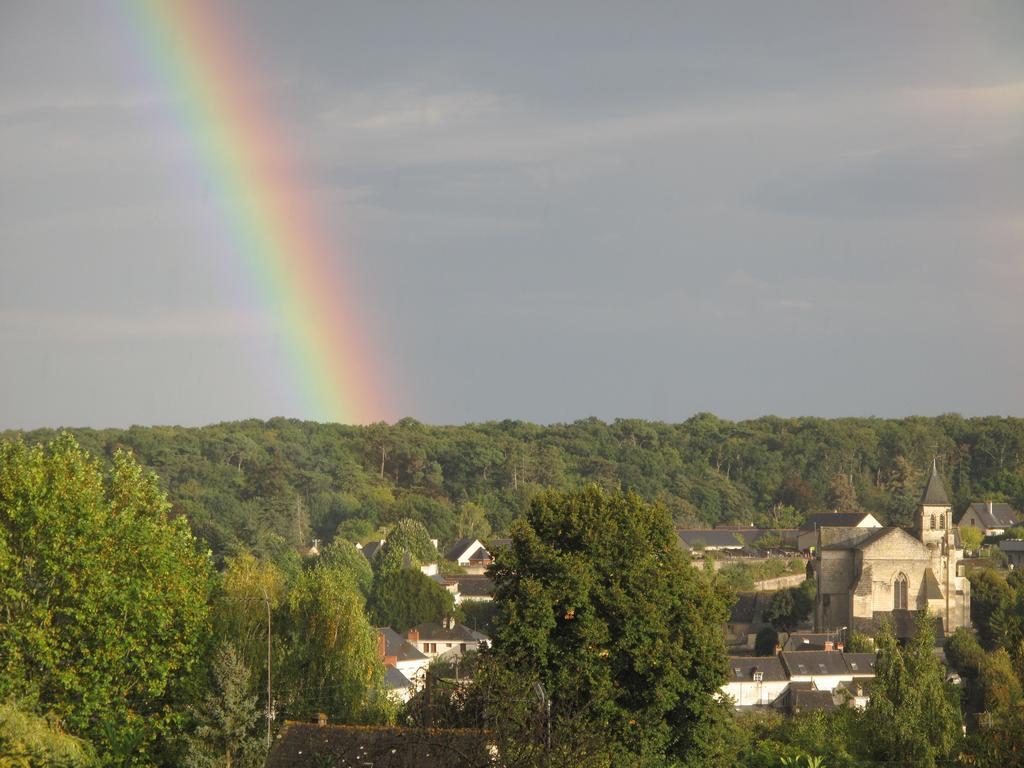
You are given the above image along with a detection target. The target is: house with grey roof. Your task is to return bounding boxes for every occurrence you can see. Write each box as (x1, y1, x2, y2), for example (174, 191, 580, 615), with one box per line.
(798, 511, 882, 551)
(722, 656, 789, 707)
(719, 650, 876, 711)
(377, 626, 430, 701)
(959, 501, 1021, 537)
(1000, 539, 1024, 569)
(444, 537, 495, 574)
(406, 617, 489, 661)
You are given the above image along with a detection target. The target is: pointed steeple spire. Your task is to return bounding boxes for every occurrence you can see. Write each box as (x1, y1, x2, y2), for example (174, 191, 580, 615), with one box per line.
(920, 459, 950, 506)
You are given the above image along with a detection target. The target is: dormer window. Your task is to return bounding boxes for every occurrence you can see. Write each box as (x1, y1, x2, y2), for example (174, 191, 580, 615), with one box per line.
(753, 670, 764, 682)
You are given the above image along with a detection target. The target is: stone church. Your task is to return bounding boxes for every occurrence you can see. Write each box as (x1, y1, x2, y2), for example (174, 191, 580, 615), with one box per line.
(814, 463, 970, 639)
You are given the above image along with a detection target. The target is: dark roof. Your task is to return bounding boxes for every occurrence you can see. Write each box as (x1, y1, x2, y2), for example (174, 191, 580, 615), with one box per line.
(920, 462, 950, 506)
(444, 537, 479, 561)
(378, 627, 428, 663)
(785, 683, 838, 713)
(360, 540, 384, 561)
(454, 575, 494, 597)
(466, 545, 492, 562)
(800, 512, 875, 532)
(964, 501, 1020, 529)
(1000, 539, 1024, 553)
(411, 622, 488, 643)
(384, 665, 412, 689)
(922, 568, 943, 600)
(265, 723, 492, 768)
(843, 653, 877, 676)
(727, 656, 788, 682)
(486, 537, 512, 550)
(780, 651, 850, 677)
(783, 633, 832, 652)
(729, 592, 762, 624)
(676, 529, 749, 549)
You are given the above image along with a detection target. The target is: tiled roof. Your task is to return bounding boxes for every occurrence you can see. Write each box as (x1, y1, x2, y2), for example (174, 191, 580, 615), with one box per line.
(843, 653, 877, 676)
(727, 656, 788, 682)
(782, 633, 832, 652)
(454, 575, 494, 597)
(378, 627, 428, 663)
(444, 537, 479, 561)
(411, 622, 489, 644)
(780, 651, 850, 677)
(964, 502, 1020, 529)
(384, 665, 412, 690)
(265, 723, 492, 768)
(466, 545, 492, 562)
(1000, 539, 1024, 553)
(920, 463, 950, 506)
(800, 512, 875, 532)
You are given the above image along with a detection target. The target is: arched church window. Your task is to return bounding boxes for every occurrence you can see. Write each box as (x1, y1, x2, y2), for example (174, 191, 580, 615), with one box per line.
(930, 514, 936, 529)
(940, 513, 946, 529)
(894, 573, 908, 610)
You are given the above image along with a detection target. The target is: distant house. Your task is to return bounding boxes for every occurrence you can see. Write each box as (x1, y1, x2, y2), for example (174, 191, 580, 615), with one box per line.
(676, 527, 798, 552)
(798, 512, 882, 551)
(265, 722, 493, 768)
(725, 591, 772, 648)
(959, 501, 1021, 537)
(722, 657, 789, 707)
(377, 626, 430, 700)
(719, 650, 875, 711)
(444, 538, 494, 574)
(357, 539, 440, 577)
(407, 618, 488, 660)
(1000, 539, 1024, 569)
(432, 574, 495, 605)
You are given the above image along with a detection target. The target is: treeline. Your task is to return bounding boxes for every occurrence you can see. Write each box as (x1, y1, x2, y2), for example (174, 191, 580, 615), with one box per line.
(6, 414, 1024, 558)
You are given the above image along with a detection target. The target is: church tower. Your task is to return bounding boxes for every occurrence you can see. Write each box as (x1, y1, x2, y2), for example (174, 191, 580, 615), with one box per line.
(918, 459, 952, 549)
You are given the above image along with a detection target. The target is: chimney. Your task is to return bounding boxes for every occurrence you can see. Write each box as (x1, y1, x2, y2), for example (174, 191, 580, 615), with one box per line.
(376, 630, 386, 660)
(407, 628, 420, 643)
(836, 642, 844, 652)
(385, 654, 398, 666)
(444, 615, 454, 630)
(824, 640, 834, 652)
(774, 644, 782, 655)
(988, 500, 994, 515)
(431, 538, 439, 550)
(316, 712, 328, 727)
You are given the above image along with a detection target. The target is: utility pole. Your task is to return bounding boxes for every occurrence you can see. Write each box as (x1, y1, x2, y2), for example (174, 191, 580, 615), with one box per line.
(262, 586, 272, 749)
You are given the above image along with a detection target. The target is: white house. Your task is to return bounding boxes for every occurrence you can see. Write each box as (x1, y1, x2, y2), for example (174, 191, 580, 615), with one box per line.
(377, 626, 430, 702)
(722, 657, 789, 707)
(444, 538, 495, 574)
(406, 618, 489, 661)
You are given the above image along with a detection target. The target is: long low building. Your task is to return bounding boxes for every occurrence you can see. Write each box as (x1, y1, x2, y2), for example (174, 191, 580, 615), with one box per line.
(721, 650, 876, 712)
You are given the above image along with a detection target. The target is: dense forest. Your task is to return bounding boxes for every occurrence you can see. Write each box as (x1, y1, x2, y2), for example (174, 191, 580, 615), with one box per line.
(6, 414, 1024, 559)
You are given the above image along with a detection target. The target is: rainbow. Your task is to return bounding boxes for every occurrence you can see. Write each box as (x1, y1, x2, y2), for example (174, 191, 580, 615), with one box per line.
(124, 0, 389, 423)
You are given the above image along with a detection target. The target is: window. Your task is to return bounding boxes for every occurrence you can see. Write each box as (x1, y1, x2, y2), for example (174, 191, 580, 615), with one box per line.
(460, 643, 467, 653)
(894, 573, 908, 610)
(753, 670, 764, 682)
(940, 514, 946, 529)
(930, 514, 936, 530)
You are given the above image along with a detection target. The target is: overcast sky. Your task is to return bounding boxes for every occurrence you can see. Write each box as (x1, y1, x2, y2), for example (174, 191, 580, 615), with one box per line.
(2, 1, 1023, 428)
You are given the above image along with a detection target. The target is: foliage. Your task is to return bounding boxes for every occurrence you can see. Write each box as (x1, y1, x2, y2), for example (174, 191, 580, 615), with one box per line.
(861, 611, 963, 768)
(374, 518, 438, 575)
(488, 486, 734, 766)
(960, 525, 984, 553)
(0, 701, 96, 768)
(277, 560, 389, 723)
(754, 626, 780, 656)
(183, 644, 265, 768)
(968, 569, 1014, 649)
(763, 581, 816, 634)
(0, 435, 212, 763)
(369, 568, 454, 633)
(844, 632, 873, 653)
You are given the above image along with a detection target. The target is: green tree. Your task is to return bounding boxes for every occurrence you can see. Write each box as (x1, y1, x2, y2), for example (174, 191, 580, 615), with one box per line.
(763, 582, 815, 635)
(0, 701, 95, 768)
(369, 568, 454, 633)
(960, 525, 984, 553)
(183, 644, 265, 768)
(488, 486, 733, 766)
(0, 435, 212, 763)
(374, 518, 437, 575)
(277, 560, 386, 723)
(754, 627, 780, 656)
(861, 611, 963, 768)
(969, 569, 1014, 648)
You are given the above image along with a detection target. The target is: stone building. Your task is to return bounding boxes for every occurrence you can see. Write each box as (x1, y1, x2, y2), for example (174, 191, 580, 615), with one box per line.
(814, 462, 970, 639)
